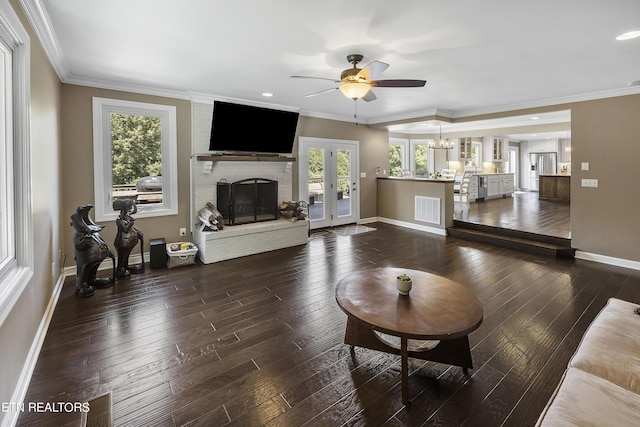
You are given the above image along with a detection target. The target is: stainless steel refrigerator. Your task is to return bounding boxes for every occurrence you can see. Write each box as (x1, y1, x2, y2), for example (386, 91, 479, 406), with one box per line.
(529, 152, 557, 191)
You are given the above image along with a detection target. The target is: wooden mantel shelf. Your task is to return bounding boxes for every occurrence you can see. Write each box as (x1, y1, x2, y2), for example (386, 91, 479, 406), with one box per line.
(196, 155, 296, 162)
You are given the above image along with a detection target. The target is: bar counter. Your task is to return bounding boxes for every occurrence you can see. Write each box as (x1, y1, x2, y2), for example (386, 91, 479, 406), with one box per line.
(377, 177, 455, 235)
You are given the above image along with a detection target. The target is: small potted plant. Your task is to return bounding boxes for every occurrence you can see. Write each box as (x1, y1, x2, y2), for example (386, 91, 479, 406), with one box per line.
(396, 273, 412, 295)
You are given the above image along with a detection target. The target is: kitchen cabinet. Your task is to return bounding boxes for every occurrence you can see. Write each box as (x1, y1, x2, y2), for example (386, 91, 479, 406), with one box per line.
(472, 173, 514, 201)
(539, 175, 570, 202)
(468, 175, 479, 201)
(502, 174, 515, 194)
(483, 137, 506, 161)
(459, 137, 472, 160)
(528, 139, 558, 153)
(487, 175, 501, 197)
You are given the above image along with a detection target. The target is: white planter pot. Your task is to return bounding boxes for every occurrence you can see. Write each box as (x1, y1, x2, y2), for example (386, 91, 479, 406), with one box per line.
(396, 278, 412, 295)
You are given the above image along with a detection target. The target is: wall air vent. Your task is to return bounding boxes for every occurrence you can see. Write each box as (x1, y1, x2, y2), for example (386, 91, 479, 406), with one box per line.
(415, 196, 440, 225)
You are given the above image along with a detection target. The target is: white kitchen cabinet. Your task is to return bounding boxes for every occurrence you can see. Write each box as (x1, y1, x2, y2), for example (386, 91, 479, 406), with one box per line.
(468, 175, 478, 201)
(487, 175, 501, 197)
(501, 174, 514, 195)
(459, 137, 472, 160)
(529, 139, 558, 153)
(472, 173, 514, 201)
(483, 137, 506, 161)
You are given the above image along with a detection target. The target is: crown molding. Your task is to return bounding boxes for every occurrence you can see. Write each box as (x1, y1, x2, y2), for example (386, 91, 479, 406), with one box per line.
(449, 85, 640, 119)
(18, 0, 69, 81)
(20, 0, 640, 128)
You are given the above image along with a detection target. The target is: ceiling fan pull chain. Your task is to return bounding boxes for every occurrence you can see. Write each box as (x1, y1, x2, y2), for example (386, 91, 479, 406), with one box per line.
(353, 99, 359, 125)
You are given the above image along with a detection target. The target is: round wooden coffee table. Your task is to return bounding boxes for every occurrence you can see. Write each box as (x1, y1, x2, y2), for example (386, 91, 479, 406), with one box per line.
(335, 267, 483, 405)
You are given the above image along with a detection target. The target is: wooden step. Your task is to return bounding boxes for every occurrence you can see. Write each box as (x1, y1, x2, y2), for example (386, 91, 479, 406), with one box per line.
(448, 220, 575, 259)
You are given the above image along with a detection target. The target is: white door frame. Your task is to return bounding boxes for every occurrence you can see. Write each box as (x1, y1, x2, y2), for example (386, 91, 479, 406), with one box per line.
(298, 136, 360, 229)
(508, 145, 520, 189)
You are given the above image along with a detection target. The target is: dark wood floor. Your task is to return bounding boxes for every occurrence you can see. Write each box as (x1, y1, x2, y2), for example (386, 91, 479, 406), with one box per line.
(19, 221, 639, 427)
(455, 192, 571, 239)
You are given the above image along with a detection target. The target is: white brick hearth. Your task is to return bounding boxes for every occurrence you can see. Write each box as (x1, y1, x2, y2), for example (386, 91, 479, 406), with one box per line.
(194, 219, 308, 264)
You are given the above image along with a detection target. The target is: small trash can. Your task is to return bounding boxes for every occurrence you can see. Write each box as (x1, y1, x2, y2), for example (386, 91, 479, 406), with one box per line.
(149, 238, 167, 269)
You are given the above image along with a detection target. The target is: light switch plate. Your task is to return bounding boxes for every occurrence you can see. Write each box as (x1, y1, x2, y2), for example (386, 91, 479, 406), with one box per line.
(581, 162, 589, 171)
(360, 172, 366, 178)
(581, 178, 598, 188)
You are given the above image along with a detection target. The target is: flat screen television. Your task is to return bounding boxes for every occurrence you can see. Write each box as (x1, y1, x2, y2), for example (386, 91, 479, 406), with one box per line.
(209, 101, 299, 155)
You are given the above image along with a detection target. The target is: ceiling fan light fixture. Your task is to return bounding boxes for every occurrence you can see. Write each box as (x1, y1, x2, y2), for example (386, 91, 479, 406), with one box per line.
(339, 82, 371, 100)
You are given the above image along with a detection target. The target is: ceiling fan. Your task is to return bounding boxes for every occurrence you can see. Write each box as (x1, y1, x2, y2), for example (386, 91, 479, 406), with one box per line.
(291, 54, 427, 102)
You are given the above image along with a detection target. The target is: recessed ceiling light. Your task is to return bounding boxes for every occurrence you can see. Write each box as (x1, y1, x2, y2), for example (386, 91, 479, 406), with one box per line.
(616, 31, 640, 40)
(531, 116, 540, 120)
(262, 92, 273, 97)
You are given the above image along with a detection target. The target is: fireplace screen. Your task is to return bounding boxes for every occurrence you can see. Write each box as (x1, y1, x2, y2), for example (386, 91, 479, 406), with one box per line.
(217, 178, 278, 225)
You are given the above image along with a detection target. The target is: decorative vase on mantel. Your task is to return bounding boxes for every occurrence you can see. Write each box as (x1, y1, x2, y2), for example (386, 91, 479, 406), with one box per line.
(396, 274, 412, 296)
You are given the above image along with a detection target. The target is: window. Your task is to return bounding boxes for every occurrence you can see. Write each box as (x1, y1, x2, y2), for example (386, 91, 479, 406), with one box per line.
(409, 139, 430, 177)
(92, 97, 178, 221)
(0, 1, 34, 325)
(389, 138, 433, 177)
(388, 138, 408, 177)
(465, 141, 483, 169)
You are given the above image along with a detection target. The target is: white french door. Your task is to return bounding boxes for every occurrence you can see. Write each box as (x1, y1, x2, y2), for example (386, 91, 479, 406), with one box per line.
(299, 137, 359, 229)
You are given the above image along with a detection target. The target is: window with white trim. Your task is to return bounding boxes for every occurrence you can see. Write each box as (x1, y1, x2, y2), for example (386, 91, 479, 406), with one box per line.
(0, 0, 34, 325)
(92, 97, 178, 222)
(409, 138, 431, 177)
(388, 137, 408, 177)
(464, 141, 483, 169)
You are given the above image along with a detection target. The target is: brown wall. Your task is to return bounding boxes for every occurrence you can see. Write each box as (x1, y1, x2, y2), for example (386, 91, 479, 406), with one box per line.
(570, 95, 640, 261)
(60, 85, 192, 266)
(1, 0, 62, 414)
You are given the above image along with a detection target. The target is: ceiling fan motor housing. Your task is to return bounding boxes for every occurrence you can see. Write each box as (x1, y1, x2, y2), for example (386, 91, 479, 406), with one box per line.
(341, 54, 366, 82)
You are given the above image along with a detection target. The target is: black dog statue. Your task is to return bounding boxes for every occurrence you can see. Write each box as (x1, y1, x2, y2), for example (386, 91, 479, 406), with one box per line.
(71, 205, 115, 297)
(113, 199, 145, 278)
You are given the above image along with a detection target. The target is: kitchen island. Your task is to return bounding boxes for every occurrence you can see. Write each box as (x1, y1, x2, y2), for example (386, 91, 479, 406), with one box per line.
(539, 174, 571, 202)
(472, 173, 514, 201)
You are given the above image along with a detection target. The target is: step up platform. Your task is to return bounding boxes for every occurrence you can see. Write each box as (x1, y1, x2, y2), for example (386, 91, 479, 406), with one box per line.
(447, 220, 575, 259)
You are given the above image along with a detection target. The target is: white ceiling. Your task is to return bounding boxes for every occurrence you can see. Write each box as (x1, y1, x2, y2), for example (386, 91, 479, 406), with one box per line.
(28, 0, 640, 135)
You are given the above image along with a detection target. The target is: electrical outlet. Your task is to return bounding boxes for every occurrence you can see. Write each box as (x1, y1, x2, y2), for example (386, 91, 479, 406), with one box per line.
(581, 178, 598, 188)
(179, 227, 187, 236)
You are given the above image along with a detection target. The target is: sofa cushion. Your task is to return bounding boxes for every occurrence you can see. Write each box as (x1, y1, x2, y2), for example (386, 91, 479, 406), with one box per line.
(536, 367, 640, 426)
(569, 298, 640, 393)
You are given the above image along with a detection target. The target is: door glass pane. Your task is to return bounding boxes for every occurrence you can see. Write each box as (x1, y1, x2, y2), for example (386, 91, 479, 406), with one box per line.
(308, 147, 325, 221)
(337, 149, 351, 218)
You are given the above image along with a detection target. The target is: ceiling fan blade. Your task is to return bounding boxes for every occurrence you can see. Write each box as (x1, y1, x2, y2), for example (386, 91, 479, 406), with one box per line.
(291, 75, 340, 83)
(304, 87, 339, 98)
(362, 90, 377, 102)
(370, 79, 427, 88)
(357, 60, 389, 81)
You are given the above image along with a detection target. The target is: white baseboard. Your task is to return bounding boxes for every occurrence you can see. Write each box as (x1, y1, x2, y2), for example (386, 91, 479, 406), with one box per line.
(358, 217, 378, 225)
(376, 217, 447, 236)
(63, 252, 150, 277)
(575, 251, 640, 271)
(2, 272, 66, 427)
